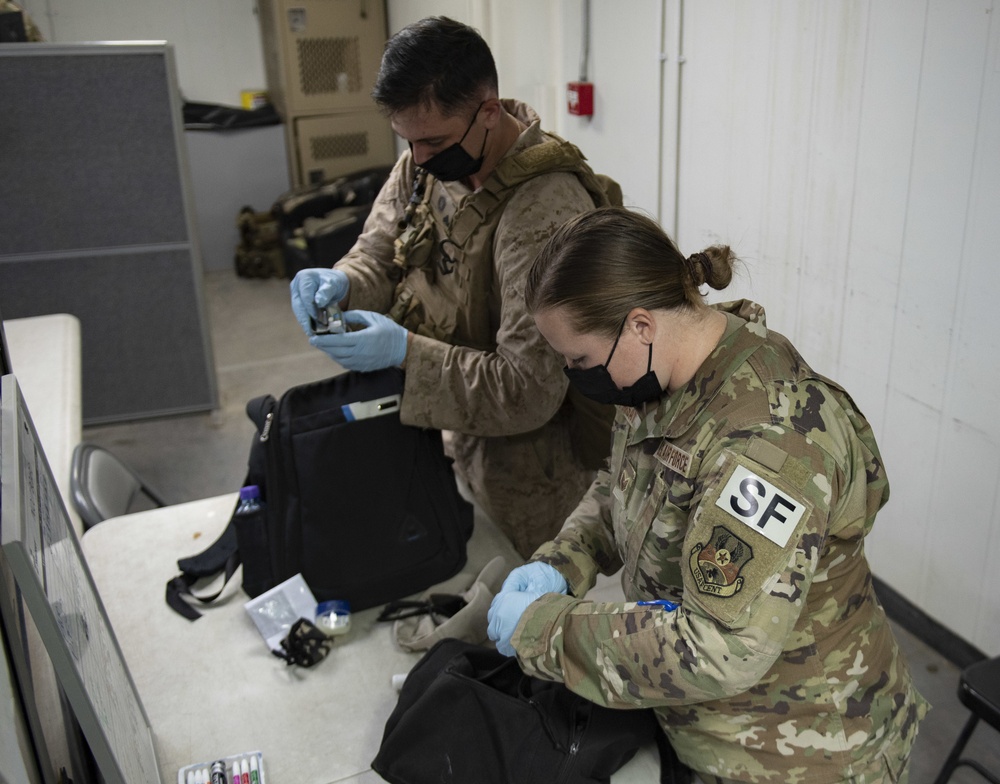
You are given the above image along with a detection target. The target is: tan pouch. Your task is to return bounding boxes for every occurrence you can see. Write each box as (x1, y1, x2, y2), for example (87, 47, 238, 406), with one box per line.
(392, 556, 510, 652)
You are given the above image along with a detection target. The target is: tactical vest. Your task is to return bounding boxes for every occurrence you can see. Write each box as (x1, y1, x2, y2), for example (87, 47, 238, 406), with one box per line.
(389, 136, 621, 470)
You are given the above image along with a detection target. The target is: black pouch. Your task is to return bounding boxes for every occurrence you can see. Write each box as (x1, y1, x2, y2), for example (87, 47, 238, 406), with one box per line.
(372, 639, 687, 784)
(271, 618, 332, 667)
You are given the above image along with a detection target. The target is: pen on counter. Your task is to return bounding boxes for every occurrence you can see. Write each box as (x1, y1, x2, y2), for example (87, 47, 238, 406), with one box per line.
(637, 599, 679, 611)
(231, 760, 240, 784)
(249, 755, 260, 784)
(210, 760, 227, 784)
(240, 758, 250, 784)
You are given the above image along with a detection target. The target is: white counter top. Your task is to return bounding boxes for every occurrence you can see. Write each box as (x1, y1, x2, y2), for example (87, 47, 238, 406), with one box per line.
(81, 494, 663, 784)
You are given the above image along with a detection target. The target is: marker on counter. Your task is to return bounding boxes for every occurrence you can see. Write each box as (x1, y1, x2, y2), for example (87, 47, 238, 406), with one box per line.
(210, 760, 227, 784)
(179, 752, 263, 784)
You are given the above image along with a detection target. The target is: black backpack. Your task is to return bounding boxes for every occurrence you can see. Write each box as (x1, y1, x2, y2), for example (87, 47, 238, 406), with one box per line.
(166, 368, 474, 620)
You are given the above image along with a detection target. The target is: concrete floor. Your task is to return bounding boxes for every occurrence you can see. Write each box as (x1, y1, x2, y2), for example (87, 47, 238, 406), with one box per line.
(84, 269, 1000, 784)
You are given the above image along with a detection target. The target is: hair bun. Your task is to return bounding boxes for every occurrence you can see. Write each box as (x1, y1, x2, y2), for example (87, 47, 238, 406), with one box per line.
(685, 252, 711, 285)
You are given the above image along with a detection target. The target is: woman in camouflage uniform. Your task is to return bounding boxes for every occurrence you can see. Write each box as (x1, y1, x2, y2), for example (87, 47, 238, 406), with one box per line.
(487, 208, 928, 783)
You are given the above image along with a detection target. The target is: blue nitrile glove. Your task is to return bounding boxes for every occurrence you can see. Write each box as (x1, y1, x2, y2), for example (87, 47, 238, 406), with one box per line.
(500, 562, 568, 596)
(487, 588, 543, 657)
(309, 310, 408, 372)
(487, 563, 568, 657)
(290, 268, 350, 336)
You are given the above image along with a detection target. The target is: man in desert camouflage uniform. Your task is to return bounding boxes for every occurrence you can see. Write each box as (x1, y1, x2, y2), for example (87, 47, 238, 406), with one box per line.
(290, 17, 615, 557)
(490, 209, 928, 783)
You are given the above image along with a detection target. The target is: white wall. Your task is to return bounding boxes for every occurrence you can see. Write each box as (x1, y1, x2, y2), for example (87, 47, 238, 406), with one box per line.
(22, 0, 1000, 654)
(554, 0, 663, 212)
(20, 0, 267, 104)
(672, 0, 1000, 656)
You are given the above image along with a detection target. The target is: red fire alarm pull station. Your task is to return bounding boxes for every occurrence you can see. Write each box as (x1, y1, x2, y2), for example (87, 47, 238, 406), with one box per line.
(567, 81, 594, 116)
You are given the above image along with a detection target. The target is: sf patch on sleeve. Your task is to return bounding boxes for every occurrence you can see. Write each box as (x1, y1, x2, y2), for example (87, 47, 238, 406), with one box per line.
(685, 450, 814, 627)
(715, 464, 806, 547)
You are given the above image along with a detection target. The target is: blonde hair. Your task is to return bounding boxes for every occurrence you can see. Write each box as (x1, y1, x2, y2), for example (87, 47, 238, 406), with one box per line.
(525, 207, 737, 338)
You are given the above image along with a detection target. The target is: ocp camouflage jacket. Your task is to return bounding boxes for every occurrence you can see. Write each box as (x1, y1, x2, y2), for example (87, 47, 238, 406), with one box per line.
(514, 300, 928, 783)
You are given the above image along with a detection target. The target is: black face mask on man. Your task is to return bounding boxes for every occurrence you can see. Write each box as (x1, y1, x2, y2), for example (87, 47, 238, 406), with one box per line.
(414, 102, 488, 181)
(564, 321, 664, 407)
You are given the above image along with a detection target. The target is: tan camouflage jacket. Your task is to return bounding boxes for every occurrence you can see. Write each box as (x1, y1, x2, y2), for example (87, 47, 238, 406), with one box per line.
(333, 101, 611, 556)
(513, 300, 928, 782)
(335, 100, 594, 436)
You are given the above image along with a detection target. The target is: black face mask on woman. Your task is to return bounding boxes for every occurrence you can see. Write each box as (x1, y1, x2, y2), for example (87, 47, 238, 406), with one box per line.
(563, 323, 664, 407)
(414, 103, 488, 181)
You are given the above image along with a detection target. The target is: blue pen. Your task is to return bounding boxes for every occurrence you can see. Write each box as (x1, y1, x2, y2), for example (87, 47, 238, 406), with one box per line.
(637, 599, 679, 611)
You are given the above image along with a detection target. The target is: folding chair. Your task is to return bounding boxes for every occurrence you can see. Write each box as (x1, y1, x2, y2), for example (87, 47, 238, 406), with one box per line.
(70, 442, 167, 530)
(932, 655, 1000, 784)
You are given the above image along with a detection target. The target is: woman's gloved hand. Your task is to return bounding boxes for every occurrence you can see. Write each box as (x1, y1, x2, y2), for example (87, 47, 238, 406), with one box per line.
(487, 589, 542, 657)
(309, 310, 408, 372)
(290, 268, 350, 336)
(487, 562, 568, 657)
(499, 561, 568, 596)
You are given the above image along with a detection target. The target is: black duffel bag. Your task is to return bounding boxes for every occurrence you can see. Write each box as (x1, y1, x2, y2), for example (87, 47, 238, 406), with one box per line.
(271, 165, 393, 279)
(373, 638, 689, 784)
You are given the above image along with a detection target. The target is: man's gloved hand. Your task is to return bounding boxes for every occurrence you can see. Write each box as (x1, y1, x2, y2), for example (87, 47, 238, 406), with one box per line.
(487, 563, 568, 657)
(487, 588, 543, 657)
(500, 562, 568, 596)
(309, 310, 408, 372)
(290, 268, 350, 336)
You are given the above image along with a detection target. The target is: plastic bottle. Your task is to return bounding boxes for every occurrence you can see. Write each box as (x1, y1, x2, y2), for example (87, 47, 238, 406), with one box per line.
(236, 484, 263, 515)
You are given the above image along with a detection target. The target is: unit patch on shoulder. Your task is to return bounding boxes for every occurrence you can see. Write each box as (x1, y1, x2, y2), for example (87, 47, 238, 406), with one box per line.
(690, 525, 753, 598)
(714, 464, 806, 548)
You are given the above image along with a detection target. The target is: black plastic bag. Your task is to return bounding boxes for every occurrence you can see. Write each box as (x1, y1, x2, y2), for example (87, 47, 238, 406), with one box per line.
(183, 101, 280, 131)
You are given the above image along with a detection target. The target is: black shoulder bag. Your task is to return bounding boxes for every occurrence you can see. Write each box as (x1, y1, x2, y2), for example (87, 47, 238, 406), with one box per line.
(166, 368, 474, 620)
(372, 638, 691, 784)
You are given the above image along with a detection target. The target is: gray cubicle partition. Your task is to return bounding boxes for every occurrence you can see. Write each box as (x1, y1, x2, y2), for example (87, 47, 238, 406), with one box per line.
(0, 42, 218, 424)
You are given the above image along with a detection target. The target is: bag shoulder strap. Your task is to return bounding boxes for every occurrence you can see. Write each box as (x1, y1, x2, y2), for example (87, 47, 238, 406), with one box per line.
(165, 392, 276, 620)
(165, 506, 241, 621)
